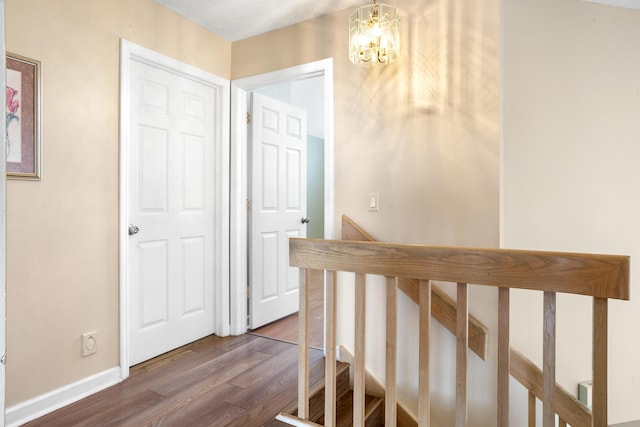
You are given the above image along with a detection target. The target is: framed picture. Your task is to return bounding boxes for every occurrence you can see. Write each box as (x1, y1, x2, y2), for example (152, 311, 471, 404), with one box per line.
(6, 52, 41, 180)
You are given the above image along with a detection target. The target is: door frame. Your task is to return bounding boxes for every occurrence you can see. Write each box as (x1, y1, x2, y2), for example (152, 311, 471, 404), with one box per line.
(229, 58, 335, 335)
(118, 39, 230, 379)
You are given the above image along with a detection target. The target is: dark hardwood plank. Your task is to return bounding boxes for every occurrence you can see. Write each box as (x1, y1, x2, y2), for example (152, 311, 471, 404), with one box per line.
(226, 344, 323, 407)
(250, 269, 324, 349)
(118, 382, 245, 427)
(23, 334, 323, 427)
(27, 389, 168, 427)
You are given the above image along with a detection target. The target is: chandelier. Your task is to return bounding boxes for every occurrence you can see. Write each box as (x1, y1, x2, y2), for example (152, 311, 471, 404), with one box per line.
(349, 0, 400, 66)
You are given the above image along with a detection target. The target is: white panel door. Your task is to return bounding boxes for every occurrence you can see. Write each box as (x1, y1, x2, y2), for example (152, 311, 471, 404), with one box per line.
(128, 58, 216, 365)
(250, 93, 308, 329)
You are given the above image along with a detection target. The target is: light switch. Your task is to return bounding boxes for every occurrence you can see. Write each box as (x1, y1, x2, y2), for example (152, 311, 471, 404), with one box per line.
(369, 193, 379, 211)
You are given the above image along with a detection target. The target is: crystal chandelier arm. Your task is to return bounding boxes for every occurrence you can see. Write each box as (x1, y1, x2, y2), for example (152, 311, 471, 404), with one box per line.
(348, 0, 399, 66)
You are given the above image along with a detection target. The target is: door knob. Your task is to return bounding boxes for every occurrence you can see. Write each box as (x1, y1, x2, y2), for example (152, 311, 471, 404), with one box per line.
(128, 224, 140, 235)
(301, 217, 311, 224)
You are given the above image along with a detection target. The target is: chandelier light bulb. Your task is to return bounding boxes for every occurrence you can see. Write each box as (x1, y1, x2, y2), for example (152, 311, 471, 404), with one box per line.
(349, 0, 399, 66)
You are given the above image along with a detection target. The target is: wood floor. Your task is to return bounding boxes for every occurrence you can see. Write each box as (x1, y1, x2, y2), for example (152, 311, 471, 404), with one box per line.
(24, 334, 325, 427)
(24, 272, 327, 427)
(250, 269, 325, 349)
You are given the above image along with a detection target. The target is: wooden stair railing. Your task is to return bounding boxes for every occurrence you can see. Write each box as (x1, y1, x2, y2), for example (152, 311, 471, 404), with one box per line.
(341, 215, 603, 426)
(342, 215, 488, 360)
(510, 348, 592, 427)
(272, 359, 386, 427)
(277, 236, 629, 427)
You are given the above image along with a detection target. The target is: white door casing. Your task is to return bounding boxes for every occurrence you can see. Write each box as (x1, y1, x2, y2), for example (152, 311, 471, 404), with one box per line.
(119, 40, 230, 373)
(249, 93, 308, 329)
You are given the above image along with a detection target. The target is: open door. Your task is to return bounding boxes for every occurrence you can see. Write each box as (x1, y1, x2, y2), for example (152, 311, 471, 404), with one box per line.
(249, 92, 308, 329)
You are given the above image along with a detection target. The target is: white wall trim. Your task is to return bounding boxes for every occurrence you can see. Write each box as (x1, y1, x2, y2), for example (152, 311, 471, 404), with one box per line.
(119, 39, 231, 378)
(229, 58, 335, 335)
(5, 367, 121, 427)
(118, 37, 132, 381)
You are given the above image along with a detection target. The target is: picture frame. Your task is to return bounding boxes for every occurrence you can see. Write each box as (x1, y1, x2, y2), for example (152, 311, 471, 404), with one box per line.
(6, 52, 41, 180)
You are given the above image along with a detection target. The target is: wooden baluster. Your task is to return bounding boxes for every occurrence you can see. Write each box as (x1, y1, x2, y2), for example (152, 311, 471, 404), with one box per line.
(528, 391, 536, 427)
(593, 297, 608, 427)
(456, 283, 468, 427)
(325, 271, 337, 427)
(386, 276, 398, 427)
(543, 291, 556, 427)
(497, 287, 510, 427)
(298, 268, 310, 419)
(354, 273, 366, 426)
(419, 280, 432, 426)
(558, 419, 567, 427)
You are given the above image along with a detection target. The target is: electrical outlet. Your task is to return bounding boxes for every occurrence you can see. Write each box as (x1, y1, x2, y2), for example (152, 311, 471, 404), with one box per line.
(82, 332, 98, 357)
(578, 381, 592, 409)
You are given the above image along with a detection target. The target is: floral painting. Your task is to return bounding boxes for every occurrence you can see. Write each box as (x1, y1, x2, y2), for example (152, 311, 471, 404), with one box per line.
(6, 74, 22, 163)
(6, 53, 40, 180)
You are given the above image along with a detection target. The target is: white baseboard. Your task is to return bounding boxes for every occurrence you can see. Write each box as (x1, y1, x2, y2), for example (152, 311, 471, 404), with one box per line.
(6, 367, 122, 427)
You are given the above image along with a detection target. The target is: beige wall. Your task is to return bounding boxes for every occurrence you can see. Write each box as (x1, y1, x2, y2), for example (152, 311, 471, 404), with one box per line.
(6, 0, 501, 420)
(234, 0, 500, 423)
(5, 0, 230, 406)
(502, 0, 640, 424)
(233, 1, 499, 244)
(8, 0, 638, 423)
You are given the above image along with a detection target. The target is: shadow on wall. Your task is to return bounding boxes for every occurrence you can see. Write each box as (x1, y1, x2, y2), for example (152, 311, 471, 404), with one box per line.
(335, 0, 501, 424)
(405, 0, 499, 134)
(345, 0, 499, 139)
(338, 0, 500, 246)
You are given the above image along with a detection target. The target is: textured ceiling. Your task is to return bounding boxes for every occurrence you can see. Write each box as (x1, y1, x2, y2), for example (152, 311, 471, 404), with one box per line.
(154, 0, 366, 42)
(154, 0, 640, 42)
(582, 0, 640, 9)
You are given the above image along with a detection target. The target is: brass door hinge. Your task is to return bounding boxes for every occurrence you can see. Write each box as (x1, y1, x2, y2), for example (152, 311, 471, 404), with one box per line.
(247, 199, 251, 212)
(246, 112, 252, 124)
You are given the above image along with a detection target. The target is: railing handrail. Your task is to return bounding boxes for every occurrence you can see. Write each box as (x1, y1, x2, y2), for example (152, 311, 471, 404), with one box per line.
(342, 215, 489, 360)
(290, 238, 629, 300)
(284, 229, 629, 426)
(341, 215, 596, 426)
